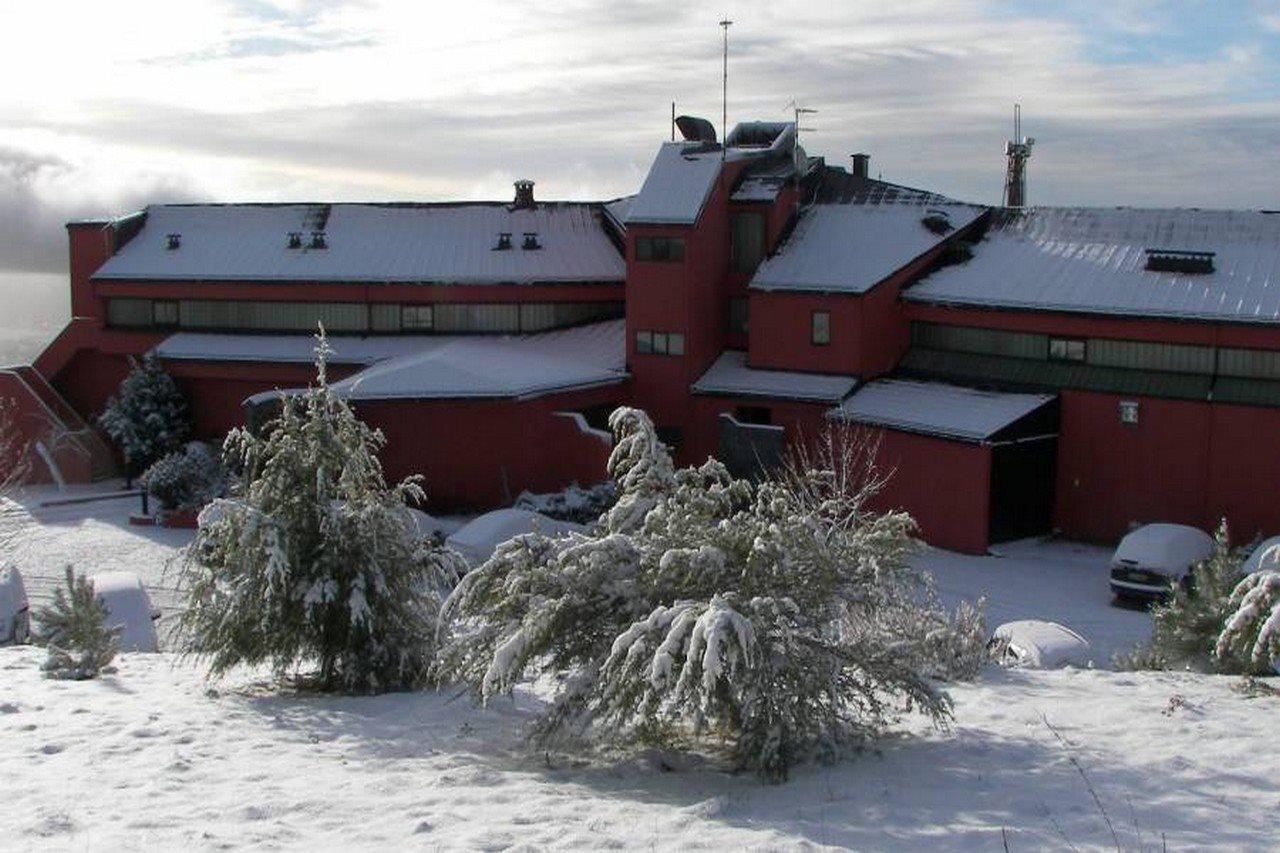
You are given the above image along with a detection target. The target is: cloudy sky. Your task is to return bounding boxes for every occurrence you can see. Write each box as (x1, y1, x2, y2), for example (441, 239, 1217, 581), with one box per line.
(4, 0, 1280, 288)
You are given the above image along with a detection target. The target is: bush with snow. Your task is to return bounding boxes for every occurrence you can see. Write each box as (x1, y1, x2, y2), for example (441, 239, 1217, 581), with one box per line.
(98, 353, 190, 479)
(142, 441, 228, 514)
(177, 331, 465, 693)
(1216, 542, 1280, 675)
(34, 566, 120, 680)
(513, 481, 618, 524)
(437, 409, 978, 780)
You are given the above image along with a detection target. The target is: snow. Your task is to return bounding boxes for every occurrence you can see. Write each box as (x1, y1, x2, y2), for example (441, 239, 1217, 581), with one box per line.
(446, 509, 587, 567)
(1112, 524, 1215, 577)
(155, 333, 438, 365)
(906, 206, 1280, 323)
(691, 350, 857, 403)
(0, 566, 28, 644)
(1242, 534, 1280, 574)
(992, 620, 1092, 669)
(829, 379, 1055, 442)
(2, 647, 1277, 849)
(624, 142, 726, 226)
(751, 202, 984, 294)
(93, 203, 625, 285)
(89, 571, 159, 653)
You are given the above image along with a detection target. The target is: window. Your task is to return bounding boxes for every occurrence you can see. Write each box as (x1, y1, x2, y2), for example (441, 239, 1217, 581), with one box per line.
(728, 297, 749, 335)
(1049, 338, 1086, 362)
(730, 212, 766, 274)
(401, 304, 434, 331)
(152, 300, 179, 326)
(734, 405, 772, 425)
(1119, 400, 1140, 426)
(106, 298, 152, 328)
(635, 329, 684, 356)
(635, 236, 686, 262)
(811, 311, 831, 346)
(370, 303, 401, 332)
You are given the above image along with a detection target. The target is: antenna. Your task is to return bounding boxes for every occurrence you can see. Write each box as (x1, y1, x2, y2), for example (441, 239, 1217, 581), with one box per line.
(671, 101, 676, 141)
(720, 17, 732, 160)
(1003, 102, 1035, 207)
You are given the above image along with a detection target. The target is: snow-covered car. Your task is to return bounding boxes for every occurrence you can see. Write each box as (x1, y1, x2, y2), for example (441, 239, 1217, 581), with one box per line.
(1109, 523, 1214, 603)
(990, 620, 1092, 669)
(446, 509, 587, 567)
(0, 567, 30, 645)
(90, 572, 160, 653)
(1242, 535, 1280, 575)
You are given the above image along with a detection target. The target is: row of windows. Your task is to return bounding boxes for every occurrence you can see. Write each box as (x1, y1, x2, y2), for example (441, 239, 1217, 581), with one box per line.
(634, 236, 685, 262)
(635, 330, 685, 356)
(106, 298, 624, 335)
(911, 322, 1280, 380)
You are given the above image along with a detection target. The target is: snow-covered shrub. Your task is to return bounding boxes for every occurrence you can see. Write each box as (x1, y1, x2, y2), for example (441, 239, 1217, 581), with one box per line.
(1216, 541, 1280, 675)
(513, 481, 617, 524)
(437, 410, 969, 781)
(98, 353, 190, 479)
(1117, 521, 1249, 672)
(142, 441, 228, 514)
(177, 331, 464, 693)
(34, 566, 120, 680)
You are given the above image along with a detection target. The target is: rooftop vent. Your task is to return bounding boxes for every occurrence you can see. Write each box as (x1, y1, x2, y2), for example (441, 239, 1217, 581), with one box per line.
(921, 209, 952, 235)
(522, 231, 541, 250)
(286, 231, 303, 249)
(1145, 249, 1214, 274)
(310, 230, 328, 250)
(675, 115, 717, 144)
(851, 153, 870, 180)
(512, 179, 536, 210)
(493, 231, 512, 251)
(165, 233, 181, 250)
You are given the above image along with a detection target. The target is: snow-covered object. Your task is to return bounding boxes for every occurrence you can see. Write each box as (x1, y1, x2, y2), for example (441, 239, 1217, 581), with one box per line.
(1241, 536, 1280, 575)
(906, 207, 1280, 323)
(1216, 570, 1280, 674)
(97, 353, 190, 476)
(692, 351, 856, 404)
(446, 509, 585, 567)
(513, 481, 617, 524)
(625, 142, 729, 226)
(1111, 524, 1214, 578)
(991, 620, 1091, 669)
(89, 572, 158, 653)
(0, 566, 29, 644)
(401, 508, 448, 541)
(829, 379, 1055, 442)
(604, 407, 676, 534)
(94, 203, 625, 285)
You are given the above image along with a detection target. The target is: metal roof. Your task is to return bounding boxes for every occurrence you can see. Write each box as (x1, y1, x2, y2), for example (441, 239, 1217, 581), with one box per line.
(906, 206, 1280, 324)
(829, 378, 1055, 442)
(94, 202, 625, 285)
(691, 350, 857, 403)
(750, 202, 984, 294)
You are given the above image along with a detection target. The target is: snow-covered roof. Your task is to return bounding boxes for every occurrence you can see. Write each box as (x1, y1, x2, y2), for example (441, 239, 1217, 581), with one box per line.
(906, 207, 1280, 324)
(829, 379, 1054, 442)
(691, 351, 857, 403)
(624, 142, 727, 226)
(93, 203, 625, 285)
(154, 333, 434, 365)
(750, 202, 985, 294)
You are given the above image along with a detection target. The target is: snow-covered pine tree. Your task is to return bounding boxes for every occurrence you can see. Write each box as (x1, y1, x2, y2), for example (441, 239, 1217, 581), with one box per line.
(178, 329, 465, 693)
(1216, 543, 1280, 675)
(437, 408, 974, 781)
(1119, 520, 1249, 672)
(34, 566, 120, 680)
(98, 353, 190, 480)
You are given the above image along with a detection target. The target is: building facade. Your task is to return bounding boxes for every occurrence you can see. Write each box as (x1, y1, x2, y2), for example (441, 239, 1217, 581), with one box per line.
(8, 120, 1280, 553)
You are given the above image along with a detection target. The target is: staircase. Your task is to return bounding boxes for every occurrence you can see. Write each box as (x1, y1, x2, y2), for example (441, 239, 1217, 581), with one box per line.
(0, 366, 117, 483)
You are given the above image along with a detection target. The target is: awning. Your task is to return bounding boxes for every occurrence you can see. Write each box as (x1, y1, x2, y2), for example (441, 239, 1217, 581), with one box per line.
(692, 351, 857, 404)
(828, 379, 1056, 443)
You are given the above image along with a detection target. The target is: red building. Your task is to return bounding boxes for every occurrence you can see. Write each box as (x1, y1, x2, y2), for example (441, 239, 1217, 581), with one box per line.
(9, 120, 1280, 553)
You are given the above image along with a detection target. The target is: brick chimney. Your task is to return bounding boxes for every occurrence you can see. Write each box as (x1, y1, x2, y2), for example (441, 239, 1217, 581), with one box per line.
(512, 179, 536, 210)
(851, 153, 870, 180)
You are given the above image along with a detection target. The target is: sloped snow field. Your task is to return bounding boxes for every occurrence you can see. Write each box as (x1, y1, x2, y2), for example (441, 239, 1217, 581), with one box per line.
(2, 485, 1278, 850)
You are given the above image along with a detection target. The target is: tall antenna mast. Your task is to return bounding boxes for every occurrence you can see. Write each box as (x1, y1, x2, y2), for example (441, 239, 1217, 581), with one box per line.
(720, 17, 732, 159)
(1002, 103, 1035, 207)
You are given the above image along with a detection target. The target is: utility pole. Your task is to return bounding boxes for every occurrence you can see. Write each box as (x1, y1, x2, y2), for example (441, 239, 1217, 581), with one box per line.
(720, 17, 732, 158)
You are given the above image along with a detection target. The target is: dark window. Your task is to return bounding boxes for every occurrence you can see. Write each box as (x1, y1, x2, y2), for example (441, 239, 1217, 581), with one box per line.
(636, 329, 684, 357)
(730, 212, 766, 274)
(152, 300, 179, 327)
(728, 297, 749, 334)
(635, 236, 686, 262)
(636, 331, 653, 354)
(734, 405, 772, 425)
(656, 426, 683, 452)
(1049, 338, 1086, 362)
(811, 311, 831, 346)
(402, 305, 434, 331)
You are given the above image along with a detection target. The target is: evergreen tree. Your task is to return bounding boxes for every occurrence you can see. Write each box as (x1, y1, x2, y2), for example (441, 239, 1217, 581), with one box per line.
(1217, 544, 1280, 675)
(34, 566, 120, 680)
(177, 330, 464, 693)
(437, 409, 978, 781)
(98, 353, 190, 481)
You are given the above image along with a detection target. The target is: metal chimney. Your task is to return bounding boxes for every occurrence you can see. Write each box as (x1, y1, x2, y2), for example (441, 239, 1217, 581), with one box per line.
(851, 153, 870, 180)
(512, 179, 536, 210)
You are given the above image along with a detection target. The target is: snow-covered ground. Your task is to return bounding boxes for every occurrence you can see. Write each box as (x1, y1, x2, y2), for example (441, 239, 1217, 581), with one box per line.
(3, 646, 1276, 849)
(4, 487, 1277, 849)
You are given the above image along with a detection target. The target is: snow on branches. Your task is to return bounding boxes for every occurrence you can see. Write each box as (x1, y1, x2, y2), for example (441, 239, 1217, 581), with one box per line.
(437, 409, 983, 780)
(1216, 551, 1280, 673)
(98, 353, 190, 478)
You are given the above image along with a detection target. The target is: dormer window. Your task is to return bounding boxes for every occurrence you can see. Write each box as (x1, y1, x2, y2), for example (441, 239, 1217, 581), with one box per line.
(522, 232, 541, 250)
(494, 232, 512, 251)
(1145, 249, 1214, 274)
(310, 230, 328, 250)
(165, 233, 181, 250)
(286, 231, 303, 249)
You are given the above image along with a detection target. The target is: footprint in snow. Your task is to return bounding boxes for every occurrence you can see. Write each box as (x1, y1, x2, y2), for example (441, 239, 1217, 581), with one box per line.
(39, 742, 65, 755)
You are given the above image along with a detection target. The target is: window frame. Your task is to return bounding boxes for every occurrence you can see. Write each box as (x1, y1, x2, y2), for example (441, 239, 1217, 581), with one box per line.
(1048, 337, 1087, 362)
(151, 300, 180, 327)
(811, 310, 831, 346)
(401, 304, 434, 332)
